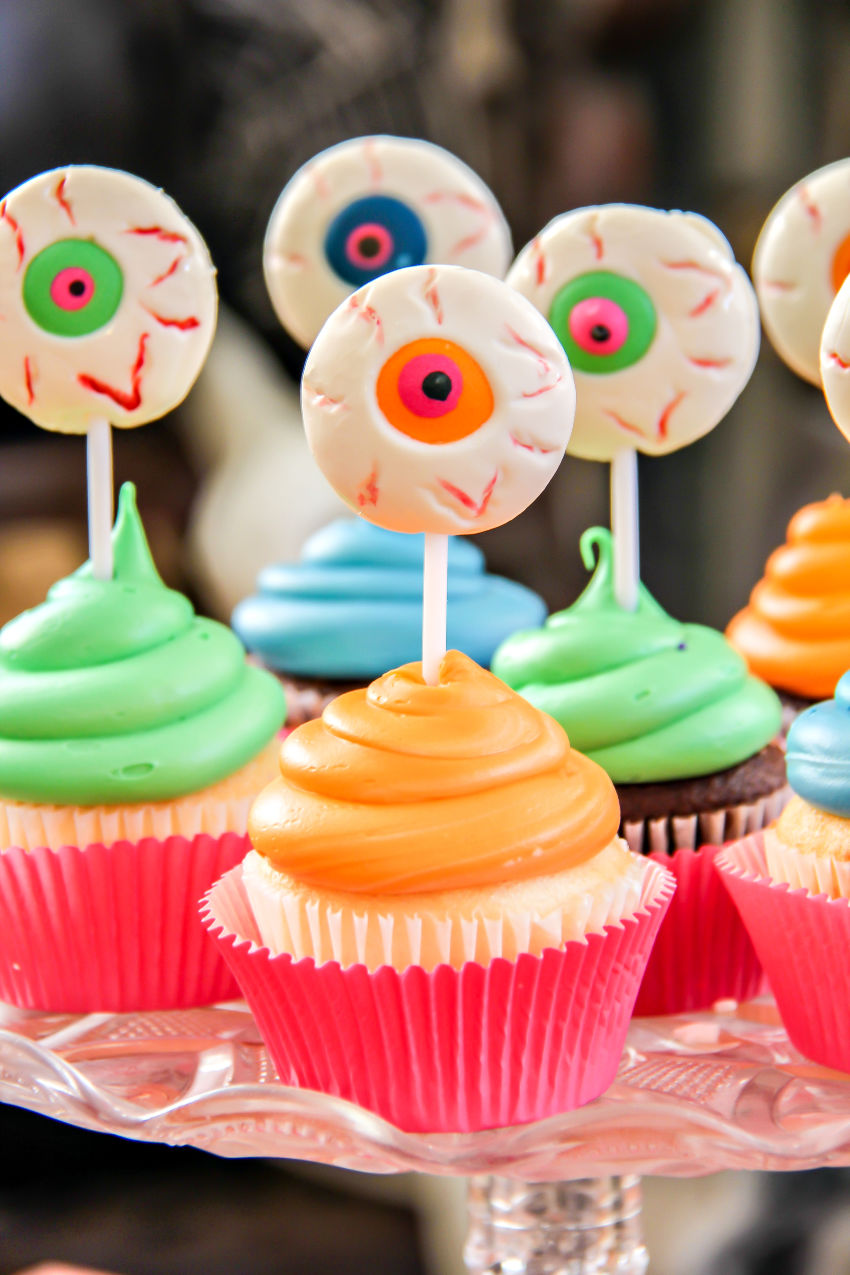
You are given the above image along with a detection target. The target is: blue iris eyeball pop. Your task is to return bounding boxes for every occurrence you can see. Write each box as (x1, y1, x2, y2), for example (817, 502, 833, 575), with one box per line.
(263, 135, 513, 349)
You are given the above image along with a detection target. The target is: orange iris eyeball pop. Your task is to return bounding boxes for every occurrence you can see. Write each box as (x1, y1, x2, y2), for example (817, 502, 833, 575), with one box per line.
(0, 165, 217, 433)
(263, 134, 513, 350)
(300, 263, 576, 535)
(754, 158, 850, 385)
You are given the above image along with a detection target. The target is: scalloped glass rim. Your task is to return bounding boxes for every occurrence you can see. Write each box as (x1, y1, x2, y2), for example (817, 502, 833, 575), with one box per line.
(2, 997, 850, 1179)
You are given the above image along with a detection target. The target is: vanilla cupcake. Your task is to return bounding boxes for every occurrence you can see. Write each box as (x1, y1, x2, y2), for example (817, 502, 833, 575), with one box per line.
(204, 651, 674, 1132)
(0, 484, 284, 1011)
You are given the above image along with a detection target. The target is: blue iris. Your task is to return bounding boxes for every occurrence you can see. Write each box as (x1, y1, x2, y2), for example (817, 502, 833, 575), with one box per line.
(324, 194, 427, 286)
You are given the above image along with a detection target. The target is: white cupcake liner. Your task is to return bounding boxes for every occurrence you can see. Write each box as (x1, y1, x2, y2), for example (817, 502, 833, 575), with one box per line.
(763, 828, 850, 899)
(242, 848, 649, 972)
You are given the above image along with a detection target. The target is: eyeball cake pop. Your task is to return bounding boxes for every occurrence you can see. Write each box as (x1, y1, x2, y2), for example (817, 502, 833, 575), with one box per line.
(821, 272, 850, 442)
(301, 263, 575, 535)
(264, 135, 512, 349)
(507, 205, 760, 461)
(754, 159, 850, 385)
(0, 165, 217, 433)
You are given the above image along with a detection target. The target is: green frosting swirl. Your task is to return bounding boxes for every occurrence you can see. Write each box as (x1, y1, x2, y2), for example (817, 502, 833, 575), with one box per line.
(0, 483, 284, 805)
(491, 527, 781, 783)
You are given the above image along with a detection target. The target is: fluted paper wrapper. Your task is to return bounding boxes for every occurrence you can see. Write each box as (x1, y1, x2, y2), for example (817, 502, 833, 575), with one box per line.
(621, 787, 789, 857)
(718, 832, 850, 1072)
(633, 845, 765, 1015)
(763, 831, 850, 899)
(0, 833, 251, 1011)
(202, 859, 675, 1133)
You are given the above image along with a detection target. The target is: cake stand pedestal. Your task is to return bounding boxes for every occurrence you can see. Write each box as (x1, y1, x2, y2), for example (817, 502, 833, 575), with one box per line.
(2, 995, 848, 1273)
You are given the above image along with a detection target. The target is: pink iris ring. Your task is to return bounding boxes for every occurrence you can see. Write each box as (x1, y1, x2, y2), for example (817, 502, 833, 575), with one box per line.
(397, 353, 463, 418)
(50, 266, 96, 311)
(568, 296, 628, 356)
(345, 222, 394, 271)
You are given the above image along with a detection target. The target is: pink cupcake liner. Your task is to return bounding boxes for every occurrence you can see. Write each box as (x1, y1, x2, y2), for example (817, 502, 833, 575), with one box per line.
(201, 859, 675, 1133)
(718, 832, 850, 1072)
(0, 833, 251, 1012)
(633, 845, 766, 1016)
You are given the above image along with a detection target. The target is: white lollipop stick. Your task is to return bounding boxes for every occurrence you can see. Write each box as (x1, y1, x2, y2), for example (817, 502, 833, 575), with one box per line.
(87, 417, 114, 580)
(610, 448, 639, 611)
(422, 532, 448, 686)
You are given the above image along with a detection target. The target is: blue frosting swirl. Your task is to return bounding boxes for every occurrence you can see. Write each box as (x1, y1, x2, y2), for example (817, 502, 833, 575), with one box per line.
(786, 670, 850, 815)
(232, 518, 546, 678)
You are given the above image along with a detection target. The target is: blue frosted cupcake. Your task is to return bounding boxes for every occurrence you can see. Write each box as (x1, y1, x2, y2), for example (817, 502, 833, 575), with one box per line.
(233, 517, 546, 724)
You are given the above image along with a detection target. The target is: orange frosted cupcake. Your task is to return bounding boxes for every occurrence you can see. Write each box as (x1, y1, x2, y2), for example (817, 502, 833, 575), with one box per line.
(727, 495, 850, 728)
(205, 651, 674, 1132)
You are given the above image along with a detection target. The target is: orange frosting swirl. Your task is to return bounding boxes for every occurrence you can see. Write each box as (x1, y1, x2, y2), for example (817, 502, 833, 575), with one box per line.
(248, 650, 619, 894)
(727, 496, 850, 699)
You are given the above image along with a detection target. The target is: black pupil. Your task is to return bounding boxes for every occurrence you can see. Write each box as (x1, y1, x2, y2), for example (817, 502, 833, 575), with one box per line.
(422, 371, 452, 401)
(590, 323, 611, 343)
(357, 234, 382, 259)
(68, 278, 87, 297)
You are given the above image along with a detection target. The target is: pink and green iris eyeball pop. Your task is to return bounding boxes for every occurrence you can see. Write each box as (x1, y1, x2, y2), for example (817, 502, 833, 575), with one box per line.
(507, 204, 760, 461)
(0, 164, 217, 433)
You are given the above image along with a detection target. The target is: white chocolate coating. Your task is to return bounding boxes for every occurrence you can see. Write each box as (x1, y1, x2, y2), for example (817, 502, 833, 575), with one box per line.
(264, 135, 512, 349)
(301, 264, 575, 535)
(820, 272, 850, 442)
(507, 205, 760, 461)
(754, 159, 850, 385)
(0, 166, 217, 433)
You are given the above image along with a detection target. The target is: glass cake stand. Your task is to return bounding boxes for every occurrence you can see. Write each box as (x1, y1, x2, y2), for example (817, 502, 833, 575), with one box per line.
(2, 996, 849, 1273)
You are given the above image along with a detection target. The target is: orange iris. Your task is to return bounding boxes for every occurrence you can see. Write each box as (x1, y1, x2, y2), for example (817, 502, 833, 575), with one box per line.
(831, 231, 850, 294)
(375, 337, 494, 444)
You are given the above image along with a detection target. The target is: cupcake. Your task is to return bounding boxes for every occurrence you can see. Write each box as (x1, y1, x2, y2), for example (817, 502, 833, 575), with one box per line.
(492, 525, 786, 1013)
(0, 483, 285, 1011)
(204, 650, 674, 1132)
(232, 517, 546, 725)
(726, 495, 850, 730)
(718, 675, 850, 1071)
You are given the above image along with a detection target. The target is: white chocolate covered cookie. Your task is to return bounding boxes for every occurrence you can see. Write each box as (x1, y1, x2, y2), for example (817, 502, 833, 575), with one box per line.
(507, 204, 759, 461)
(820, 272, 850, 441)
(264, 135, 512, 349)
(754, 159, 850, 384)
(301, 264, 574, 534)
(0, 165, 217, 433)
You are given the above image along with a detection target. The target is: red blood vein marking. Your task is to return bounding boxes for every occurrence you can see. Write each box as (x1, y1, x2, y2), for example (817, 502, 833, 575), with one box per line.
(126, 225, 188, 245)
(309, 164, 331, 200)
(531, 236, 548, 286)
(827, 351, 850, 370)
(505, 324, 555, 385)
(78, 333, 148, 411)
(797, 184, 822, 232)
(437, 471, 498, 518)
(0, 202, 25, 269)
(656, 390, 686, 440)
(604, 409, 644, 439)
(689, 288, 721, 318)
(362, 138, 382, 186)
(423, 268, 443, 324)
(762, 279, 796, 291)
(303, 382, 347, 410)
(23, 357, 34, 405)
(662, 259, 726, 280)
(347, 294, 384, 344)
(687, 355, 732, 369)
(283, 253, 308, 268)
(141, 305, 200, 330)
(510, 433, 556, 453)
(423, 191, 494, 254)
(150, 256, 181, 286)
(357, 466, 379, 507)
(522, 374, 563, 398)
(587, 216, 604, 261)
(53, 176, 75, 225)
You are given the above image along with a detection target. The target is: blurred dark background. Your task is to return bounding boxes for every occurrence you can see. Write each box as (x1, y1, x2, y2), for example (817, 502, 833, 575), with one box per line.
(2, 1, 850, 1272)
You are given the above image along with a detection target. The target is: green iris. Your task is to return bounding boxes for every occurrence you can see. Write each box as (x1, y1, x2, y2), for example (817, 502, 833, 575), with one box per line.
(23, 238, 123, 337)
(549, 270, 657, 374)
